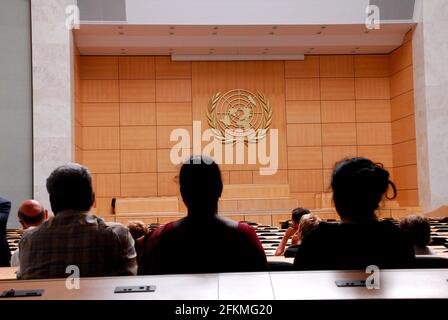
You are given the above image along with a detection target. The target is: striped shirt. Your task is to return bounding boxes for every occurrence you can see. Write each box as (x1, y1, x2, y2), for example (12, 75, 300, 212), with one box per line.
(17, 210, 137, 279)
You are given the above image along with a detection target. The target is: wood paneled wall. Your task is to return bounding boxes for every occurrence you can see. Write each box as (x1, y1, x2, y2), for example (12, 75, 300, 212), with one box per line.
(74, 51, 418, 214)
(389, 35, 419, 206)
(75, 56, 192, 214)
(74, 48, 82, 162)
(285, 55, 393, 208)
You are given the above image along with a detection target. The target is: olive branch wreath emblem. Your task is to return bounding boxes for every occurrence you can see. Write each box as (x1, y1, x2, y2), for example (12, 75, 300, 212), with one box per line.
(206, 91, 273, 144)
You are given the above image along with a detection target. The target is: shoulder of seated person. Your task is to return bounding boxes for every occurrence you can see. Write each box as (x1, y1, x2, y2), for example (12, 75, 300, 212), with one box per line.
(102, 221, 136, 241)
(22, 219, 51, 235)
(19, 224, 45, 243)
(22, 225, 40, 234)
(303, 221, 337, 237)
(377, 219, 403, 231)
(104, 220, 130, 232)
(378, 219, 394, 225)
(220, 216, 239, 227)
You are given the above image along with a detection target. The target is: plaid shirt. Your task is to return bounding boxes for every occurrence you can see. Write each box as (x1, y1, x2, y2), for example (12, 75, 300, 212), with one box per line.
(17, 210, 137, 279)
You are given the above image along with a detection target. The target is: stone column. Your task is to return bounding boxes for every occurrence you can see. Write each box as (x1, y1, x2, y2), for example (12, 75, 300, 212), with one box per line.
(413, 0, 448, 210)
(31, 0, 75, 212)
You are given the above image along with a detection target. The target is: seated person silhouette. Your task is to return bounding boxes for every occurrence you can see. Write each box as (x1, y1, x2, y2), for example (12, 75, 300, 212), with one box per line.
(283, 213, 321, 258)
(11, 200, 49, 268)
(18, 163, 137, 279)
(399, 215, 435, 255)
(275, 207, 310, 256)
(293, 157, 415, 270)
(139, 156, 268, 275)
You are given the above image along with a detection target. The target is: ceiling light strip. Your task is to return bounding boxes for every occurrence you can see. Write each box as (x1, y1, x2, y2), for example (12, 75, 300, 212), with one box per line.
(171, 54, 305, 61)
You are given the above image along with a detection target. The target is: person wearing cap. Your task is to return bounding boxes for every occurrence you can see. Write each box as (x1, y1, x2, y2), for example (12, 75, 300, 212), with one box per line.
(10, 200, 49, 268)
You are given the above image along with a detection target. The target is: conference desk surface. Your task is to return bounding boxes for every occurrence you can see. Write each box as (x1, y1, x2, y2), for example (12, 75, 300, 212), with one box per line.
(0, 267, 17, 281)
(0, 269, 447, 300)
(0, 257, 294, 281)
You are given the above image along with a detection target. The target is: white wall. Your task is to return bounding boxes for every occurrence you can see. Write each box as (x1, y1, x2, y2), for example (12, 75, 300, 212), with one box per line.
(0, 0, 33, 227)
(31, 0, 75, 214)
(413, 0, 448, 210)
(126, 0, 370, 25)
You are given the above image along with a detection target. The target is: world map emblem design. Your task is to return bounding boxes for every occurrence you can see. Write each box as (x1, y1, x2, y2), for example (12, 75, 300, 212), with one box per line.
(206, 89, 273, 143)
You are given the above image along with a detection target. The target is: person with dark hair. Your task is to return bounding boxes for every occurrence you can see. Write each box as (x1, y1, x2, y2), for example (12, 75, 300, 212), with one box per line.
(399, 215, 435, 255)
(139, 156, 268, 275)
(0, 196, 12, 267)
(294, 157, 415, 270)
(10, 200, 49, 268)
(275, 207, 310, 256)
(17, 163, 137, 279)
(292, 207, 309, 225)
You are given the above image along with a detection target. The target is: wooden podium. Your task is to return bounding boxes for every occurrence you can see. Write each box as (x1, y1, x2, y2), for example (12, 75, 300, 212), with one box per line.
(108, 184, 421, 226)
(113, 184, 299, 227)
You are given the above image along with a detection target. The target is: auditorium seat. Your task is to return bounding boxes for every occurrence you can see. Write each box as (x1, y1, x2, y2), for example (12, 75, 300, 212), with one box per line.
(429, 236, 448, 246)
(414, 255, 448, 268)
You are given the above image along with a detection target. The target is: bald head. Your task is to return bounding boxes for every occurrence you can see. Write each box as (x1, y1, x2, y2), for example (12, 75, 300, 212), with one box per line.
(18, 200, 48, 229)
(19, 200, 42, 216)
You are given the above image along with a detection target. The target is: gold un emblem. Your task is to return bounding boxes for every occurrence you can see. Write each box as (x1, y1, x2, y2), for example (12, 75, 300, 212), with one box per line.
(206, 89, 273, 143)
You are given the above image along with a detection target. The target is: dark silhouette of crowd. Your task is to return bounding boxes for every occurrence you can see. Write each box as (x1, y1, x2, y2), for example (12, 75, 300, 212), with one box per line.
(1, 156, 434, 279)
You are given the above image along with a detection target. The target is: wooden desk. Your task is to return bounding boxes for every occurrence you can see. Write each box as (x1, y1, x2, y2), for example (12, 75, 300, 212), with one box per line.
(266, 256, 294, 264)
(0, 267, 17, 281)
(270, 269, 448, 300)
(0, 269, 447, 300)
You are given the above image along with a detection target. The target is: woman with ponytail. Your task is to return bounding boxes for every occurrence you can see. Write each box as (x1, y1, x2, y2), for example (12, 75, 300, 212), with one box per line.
(293, 157, 415, 270)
